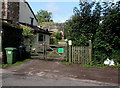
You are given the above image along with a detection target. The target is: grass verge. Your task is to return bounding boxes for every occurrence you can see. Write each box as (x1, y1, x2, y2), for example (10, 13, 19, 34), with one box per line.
(61, 60, 72, 66)
(0, 59, 31, 69)
(82, 62, 120, 68)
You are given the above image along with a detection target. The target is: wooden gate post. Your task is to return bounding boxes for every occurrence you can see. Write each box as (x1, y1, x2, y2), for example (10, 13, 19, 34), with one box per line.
(66, 41, 69, 62)
(43, 42, 47, 60)
(89, 40, 92, 62)
(69, 45, 72, 63)
(45, 43, 47, 59)
(68, 40, 72, 63)
(43, 43, 45, 59)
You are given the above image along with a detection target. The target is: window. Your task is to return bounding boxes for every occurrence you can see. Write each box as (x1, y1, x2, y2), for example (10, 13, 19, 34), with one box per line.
(38, 34, 43, 41)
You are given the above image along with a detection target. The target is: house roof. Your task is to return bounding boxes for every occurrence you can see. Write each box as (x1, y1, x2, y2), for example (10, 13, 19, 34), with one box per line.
(33, 29, 52, 35)
(1, 19, 51, 35)
(19, 22, 51, 35)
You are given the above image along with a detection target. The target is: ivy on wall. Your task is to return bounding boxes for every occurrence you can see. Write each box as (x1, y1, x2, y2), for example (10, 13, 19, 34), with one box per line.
(2, 21, 37, 63)
(21, 25, 35, 42)
(2, 21, 23, 63)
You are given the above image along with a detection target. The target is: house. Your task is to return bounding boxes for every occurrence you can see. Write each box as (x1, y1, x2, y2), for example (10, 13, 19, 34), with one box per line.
(21, 23, 51, 53)
(1, 0, 38, 25)
(0, 0, 51, 54)
(44, 23, 65, 36)
(43, 22, 65, 44)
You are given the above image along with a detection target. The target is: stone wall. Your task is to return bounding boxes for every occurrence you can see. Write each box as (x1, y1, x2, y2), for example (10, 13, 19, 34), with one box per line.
(2, 1, 8, 19)
(1, 1, 38, 25)
(7, 2, 19, 24)
(0, 1, 2, 18)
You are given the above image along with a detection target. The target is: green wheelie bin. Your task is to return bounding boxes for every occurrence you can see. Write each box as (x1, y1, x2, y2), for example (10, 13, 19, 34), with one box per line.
(5, 47, 17, 64)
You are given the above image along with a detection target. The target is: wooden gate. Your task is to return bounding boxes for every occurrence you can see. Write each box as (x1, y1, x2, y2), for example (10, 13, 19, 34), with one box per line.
(67, 40, 92, 64)
(46, 45, 66, 61)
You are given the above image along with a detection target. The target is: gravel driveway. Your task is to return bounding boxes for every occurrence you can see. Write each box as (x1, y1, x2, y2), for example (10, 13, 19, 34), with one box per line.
(6, 59, 119, 85)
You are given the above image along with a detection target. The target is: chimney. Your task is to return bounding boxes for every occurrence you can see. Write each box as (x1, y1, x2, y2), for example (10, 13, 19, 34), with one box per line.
(30, 17, 34, 26)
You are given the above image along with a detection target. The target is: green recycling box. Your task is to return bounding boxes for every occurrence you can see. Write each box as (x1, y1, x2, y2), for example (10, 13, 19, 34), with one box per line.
(5, 47, 17, 64)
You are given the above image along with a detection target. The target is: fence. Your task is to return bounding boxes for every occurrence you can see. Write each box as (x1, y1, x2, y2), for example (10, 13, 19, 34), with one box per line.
(67, 40, 92, 64)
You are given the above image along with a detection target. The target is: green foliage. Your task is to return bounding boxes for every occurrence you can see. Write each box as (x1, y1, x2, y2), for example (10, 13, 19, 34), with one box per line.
(36, 9, 53, 25)
(51, 31, 62, 44)
(21, 25, 35, 42)
(111, 50, 120, 63)
(59, 40, 66, 42)
(41, 22, 54, 29)
(64, 1, 120, 63)
(22, 25, 32, 36)
(115, 64, 120, 67)
(1, 21, 23, 30)
(61, 60, 72, 65)
(65, 2, 100, 46)
(83, 62, 109, 67)
(54, 32, 62, 40)
(12, 59, 31, 66)
(1, 59, 31, 68)
(53, 40, 59, 45)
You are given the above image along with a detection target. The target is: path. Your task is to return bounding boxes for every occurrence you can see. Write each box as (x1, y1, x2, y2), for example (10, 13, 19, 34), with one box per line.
(3, 59, 119, 86)
(2, 72, 118, 86)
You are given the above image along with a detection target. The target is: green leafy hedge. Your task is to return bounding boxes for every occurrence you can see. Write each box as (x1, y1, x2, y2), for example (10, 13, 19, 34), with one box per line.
(64, 1, 120, 64)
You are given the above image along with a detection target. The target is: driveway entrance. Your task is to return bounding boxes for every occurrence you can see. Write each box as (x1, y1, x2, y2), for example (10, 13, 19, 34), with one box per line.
(31, 44, 67, 62)
(7, 59, 119, 85)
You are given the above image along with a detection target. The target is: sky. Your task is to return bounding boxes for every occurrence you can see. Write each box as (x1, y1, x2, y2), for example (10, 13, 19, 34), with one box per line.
(27, 1, 80, 23)
(27, 0, 119, 23)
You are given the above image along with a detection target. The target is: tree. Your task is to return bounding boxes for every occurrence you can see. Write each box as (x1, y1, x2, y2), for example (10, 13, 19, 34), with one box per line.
(65, 2, 100, 46)
(36, 10, 53, 24)
(64, 1, 120, 63)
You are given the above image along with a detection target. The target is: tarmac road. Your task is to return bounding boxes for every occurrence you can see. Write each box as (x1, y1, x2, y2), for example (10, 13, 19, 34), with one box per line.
(1, 69, 118, 87)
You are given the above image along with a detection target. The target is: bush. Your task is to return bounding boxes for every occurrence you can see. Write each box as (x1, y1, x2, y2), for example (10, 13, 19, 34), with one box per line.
(64, 1, 120, 64)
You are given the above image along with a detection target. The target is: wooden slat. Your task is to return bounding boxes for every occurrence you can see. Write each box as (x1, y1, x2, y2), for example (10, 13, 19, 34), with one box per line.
(80, 47, 82, 64)
(83, 46, 85, 64)
(78, 47, 79, 63)
(81, 46, 82, 64)
(69, 45, 71, 63)
(89, 40, 92, 62)
(68, 44, 92, 64)
(85, 47, 87, 64)
(76, 47, 78, 63)
(73, 47, 75, 63)
(71, 46, 73, 63)
(77, 47, 79, 63)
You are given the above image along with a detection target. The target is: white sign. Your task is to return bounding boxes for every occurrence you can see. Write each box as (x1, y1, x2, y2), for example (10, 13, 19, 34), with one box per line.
(68, 40, 72, 45)
(8, 51, 12, 54)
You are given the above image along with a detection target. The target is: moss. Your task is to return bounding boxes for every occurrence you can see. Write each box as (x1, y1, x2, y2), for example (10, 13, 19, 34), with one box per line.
(1, 21, 22, 30)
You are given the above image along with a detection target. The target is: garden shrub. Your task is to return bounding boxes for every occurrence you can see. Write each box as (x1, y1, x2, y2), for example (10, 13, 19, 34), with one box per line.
(64, 1, 120, 64)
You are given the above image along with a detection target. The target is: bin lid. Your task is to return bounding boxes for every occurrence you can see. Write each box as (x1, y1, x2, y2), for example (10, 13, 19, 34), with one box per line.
(5, 47, 17, 51)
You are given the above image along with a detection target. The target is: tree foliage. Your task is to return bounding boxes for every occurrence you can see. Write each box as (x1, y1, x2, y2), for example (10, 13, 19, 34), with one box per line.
(36, 9, 53, 25)
(21, 25, 35, 42)
(64, 1, 120, 63)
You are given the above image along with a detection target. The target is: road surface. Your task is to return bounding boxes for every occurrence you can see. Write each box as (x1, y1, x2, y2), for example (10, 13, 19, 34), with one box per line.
(0, 69, 119, 86)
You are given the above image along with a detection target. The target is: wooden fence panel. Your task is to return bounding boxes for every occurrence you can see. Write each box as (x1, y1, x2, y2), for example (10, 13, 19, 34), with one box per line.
(68, 41, 92, 64)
